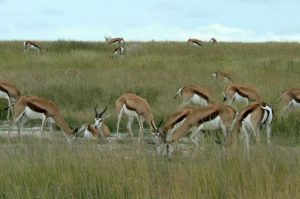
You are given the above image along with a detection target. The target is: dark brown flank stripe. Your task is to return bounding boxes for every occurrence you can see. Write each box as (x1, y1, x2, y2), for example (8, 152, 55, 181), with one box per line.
(192, 88, 209, 101)
(197, 110, 219, 125)
(239, 104, 260, 123)
(172, 114, 188, 127)
(0, 85, 8, 94)
(26, 41, 40, 49)
(27, 102, 47, 114)
(234, 87, 249, 98)
(125, 102, 136, 112)
(291, 93, 300, 103)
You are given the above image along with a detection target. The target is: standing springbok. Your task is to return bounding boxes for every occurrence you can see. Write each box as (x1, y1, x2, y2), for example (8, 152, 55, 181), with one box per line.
(174, 85, 214, 108)
(277, 88, 300, 117)
(23, 41, 42, 53)
(223, 84, 261, 107)
(237, 102, 273, 155)
(9, 95, 76, 142)
(187, 38, 202, 46)
(212, 71, 233, 85)
(105, 36, 125, 46)
(209, 38, 217, 44)
(112, 46, 125, 57)
(0, 81, 21, 121)
(116, 93, 158, 142)
(74, 106, 110, 142)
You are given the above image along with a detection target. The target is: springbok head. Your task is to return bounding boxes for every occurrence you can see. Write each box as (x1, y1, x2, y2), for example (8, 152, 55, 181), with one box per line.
(94, 106, 109, 128)
(104, 36, 111, 42)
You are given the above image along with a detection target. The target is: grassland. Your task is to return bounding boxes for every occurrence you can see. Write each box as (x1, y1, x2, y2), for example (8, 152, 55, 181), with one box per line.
(0, 41, 300, 198)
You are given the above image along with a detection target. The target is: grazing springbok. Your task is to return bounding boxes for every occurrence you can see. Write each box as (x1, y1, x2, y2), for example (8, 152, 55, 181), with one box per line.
(187, 38, 203, 46)
(112, 46, 125, 57)
(277, 88, 300, 117)
(9, 95, 76, 142)
(209, 38, 217, 44)
(74, 106, 110, 142)
(158, 104, 237, 156)
(174, 85, 214, 108)
(0, 81, 21, 121)
(23, 41, 42, 53)
(223, 84, 261, 107)
(116, 93, 158, 142)
(105, 36, 125, 46)
(159, 107, 197, 143)
(212, 71, 233, 85)
(237, 102, 273, 154)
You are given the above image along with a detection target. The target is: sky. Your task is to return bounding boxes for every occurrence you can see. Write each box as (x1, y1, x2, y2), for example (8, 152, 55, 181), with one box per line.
(1, 0, 300, 42)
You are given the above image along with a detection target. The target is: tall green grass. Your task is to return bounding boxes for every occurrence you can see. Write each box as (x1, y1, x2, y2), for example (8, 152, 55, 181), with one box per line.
(0, 41, 300, 198)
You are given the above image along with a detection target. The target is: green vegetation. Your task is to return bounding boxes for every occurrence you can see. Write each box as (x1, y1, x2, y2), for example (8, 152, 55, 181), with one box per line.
(0, 41, 300, 198)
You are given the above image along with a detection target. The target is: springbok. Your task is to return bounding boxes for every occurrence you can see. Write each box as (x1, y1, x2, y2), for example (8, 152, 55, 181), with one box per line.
(187, 38, 202, 46)
(105, 36, 125, 46)
(212, 71, 233, 85)
(112, 46, 125, 57)
(0, 81, 21, 121)
(237, 102, 273, 154)
(23, 41, 42, 53)
(9, 95, 76, 142)
(223, 84, 261, 107)
(159, 107, 197, 143)
(174, 85, 214, 108)
(74, 106, 110, 142)
(278, 88, 300, 117)
(116, 93, 158, 142)
(209, 38, 217, 44)
(158, 104, 237, 156)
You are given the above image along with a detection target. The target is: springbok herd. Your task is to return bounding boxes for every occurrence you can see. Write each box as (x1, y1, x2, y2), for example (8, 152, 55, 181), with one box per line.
(1, 40, 299, 157)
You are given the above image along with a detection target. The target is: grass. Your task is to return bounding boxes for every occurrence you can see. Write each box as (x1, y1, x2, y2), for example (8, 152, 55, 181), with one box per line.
(0, 40, 300, 198)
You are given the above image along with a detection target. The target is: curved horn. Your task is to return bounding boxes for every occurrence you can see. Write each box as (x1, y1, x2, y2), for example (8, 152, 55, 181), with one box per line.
(99, 105, 107, 117)
(94, 106, 99, 117)
(158, 119, 163, 129)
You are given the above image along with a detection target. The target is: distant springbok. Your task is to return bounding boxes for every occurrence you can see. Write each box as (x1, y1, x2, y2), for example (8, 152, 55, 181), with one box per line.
(187, 38, 202, 46)
(23, 41, 42, 53)
(209, 38, 217, 44)
(278, 88, 300, 117)
(112, 46, 125, 57)
(116, 93, 158, 142)
(0, 80, 21, 121)
(74, 106, 110, 143)
(105, 36, 125, 46)
(237, 102, 273, 154)
(212, 71, 233, 85)
(174, 85, 214, 108)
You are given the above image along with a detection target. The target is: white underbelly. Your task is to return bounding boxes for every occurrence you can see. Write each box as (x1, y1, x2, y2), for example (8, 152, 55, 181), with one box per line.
(0, 91, 9, 100)
(123, 104, 138, 117)
(83, 130, 94, 139)
(24, 106, 52, 121)
(191, 94, 208, 106)
(292, 99, 300, 108)
(199, 116, 221, 130)
(233, 93, 248, 103)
